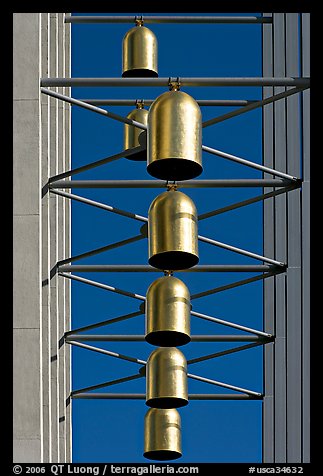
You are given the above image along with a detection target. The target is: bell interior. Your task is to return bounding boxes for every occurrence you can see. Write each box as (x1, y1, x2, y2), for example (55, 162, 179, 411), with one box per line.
(143, 450, 182, 461)
(126, 149, 147, 161)
(145, 331, 191, 347)
(146, 397, 188, 409)
(147, 158, 203, 181)
(149, 251, 199, 271)
(122, 69, 158, 78)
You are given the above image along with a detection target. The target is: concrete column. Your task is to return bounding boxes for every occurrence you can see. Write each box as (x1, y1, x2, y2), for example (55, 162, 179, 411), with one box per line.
(13, 13, 71, 463)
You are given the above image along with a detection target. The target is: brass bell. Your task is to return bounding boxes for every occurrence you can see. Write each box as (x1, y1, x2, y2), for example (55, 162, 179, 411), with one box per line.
(122, 20, 158, 77)
(124, 101, 148, 161)
(148, 190, 199, 270)
(147, 84, 202, 180)
(146, 275, 191, 346)
(143, 408, 182, 461)
(146, 347, 188, 408)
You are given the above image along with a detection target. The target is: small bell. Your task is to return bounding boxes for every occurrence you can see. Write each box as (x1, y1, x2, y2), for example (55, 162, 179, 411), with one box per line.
(143, 408, 182, 461)
(124, 101, 148, 161)
(122, 19, 158, 77)
(146, 347, 188, 408)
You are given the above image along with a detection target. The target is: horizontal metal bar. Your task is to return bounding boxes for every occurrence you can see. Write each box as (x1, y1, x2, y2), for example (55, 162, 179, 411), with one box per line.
(40, 77, 310, 88)
(50, 189, 148, 223)
(202, 144, 298, 181)
(190, 267, 285, 300)
(57, 264, 275, 273)
(65, 334, 271, 343)
(198, 234, 285, 267)
(202, 86, 307, 128)
(79, 99, 258, 107)
(187, 341, 264, 365)
(71, 392, 262, 400)
(49, 178, 292, 189)
(191, 310, 272, 338)
(48, 146, 142, 182)
(71, 373, 143, 395)
(198, 182, 301, 220)
(65, 15, 272, 24)
(65, 310, 143, 336)
(40, 88, 147, 129)
(59, 272, 146, 301)
(187, 372, 262, 397)
(67, 340, 146, 365)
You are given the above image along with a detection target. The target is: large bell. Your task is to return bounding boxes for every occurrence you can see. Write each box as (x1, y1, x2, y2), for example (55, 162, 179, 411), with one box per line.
(146, 347, 188, 408)
(143, 408, 182, 461)
(146, 275, 191, 346)
(148, 190, 199, 270)
(122, 21, 158, 77)
(147, 85, 202, 180)
(124, 102, 148, 161)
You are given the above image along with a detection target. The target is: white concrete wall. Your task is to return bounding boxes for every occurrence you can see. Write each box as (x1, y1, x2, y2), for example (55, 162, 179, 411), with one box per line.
(13, 13, 71, 463)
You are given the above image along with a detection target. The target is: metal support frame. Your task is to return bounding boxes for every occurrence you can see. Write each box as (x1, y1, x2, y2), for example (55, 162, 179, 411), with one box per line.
(42, 14, 310, 461)
(65, 15, 272, 24)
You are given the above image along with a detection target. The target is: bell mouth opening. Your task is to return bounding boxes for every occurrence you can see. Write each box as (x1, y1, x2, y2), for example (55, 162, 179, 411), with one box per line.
(144, 450, 182, 461)
(149, 251, 199, 271)
(147, 158, 203, 181)
(122, 69, 158, 78)
(146, 397, 188, 409)
(145, 331, 191, 347)
(125, 149, 147, 161)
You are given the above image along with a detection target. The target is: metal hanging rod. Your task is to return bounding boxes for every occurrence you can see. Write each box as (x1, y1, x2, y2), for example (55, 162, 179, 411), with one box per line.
(40, 77, 310, 88)
(49, 178, 293, 189)
(71, 393, 263, 400)
(58, 264, 277, 273)
(65, 15, 272, 25)
(65, 334, 272, 343)
(79, 99, 258, 107)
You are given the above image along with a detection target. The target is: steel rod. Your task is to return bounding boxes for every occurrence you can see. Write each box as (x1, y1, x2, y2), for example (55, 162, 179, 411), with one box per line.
(79, 99, 258, 107)
(65, 15, 272, 24)
(49, 178, 292, 189)
(65, 334, 271, 343)
(202, 86, 307, 127)
(40, 88, 147, 129)
(202, 144, 298, 181)
(198, 183, 300, 220)
(59, 273, 146, 301)
(191, 310, 272, 338)
(48, 146, 143, 182)
(198, 234, 285, 267)
(50, 189, 148, 223)
(40, 77, 310, 88)
(65, 310, 143, 336)
(187, 342, 264, 365)
(57, 234, 144, 265)
(187, 372, 262, 397)
(57, 264, 275, 273)
(71, 373, 143, 395)
(71, 393, 262, 400)
(190, 267, 285, 300)
(67, 340, 146, 365)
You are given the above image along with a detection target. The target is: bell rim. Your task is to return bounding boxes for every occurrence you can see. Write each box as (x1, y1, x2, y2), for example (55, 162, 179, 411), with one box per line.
(124, 149, 147, 161)
(148, 251, 199, 271)
(122, 69, 158, 78)
(146, 397, 188, 409)
(143, 450, 182, 461)
(145, 331, 191, 347)
(147, 158, 203, 181)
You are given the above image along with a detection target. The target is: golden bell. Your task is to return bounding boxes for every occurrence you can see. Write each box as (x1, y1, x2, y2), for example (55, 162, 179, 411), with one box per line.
(146, 347, 188, 408)
(146, 276, 191, 346)
(148, 190, 199, 270)
(124, 103, 148, 161)
(147, 88, 202, 180)
(122, 23, 158, 77)
(143, 408, 182, 461)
